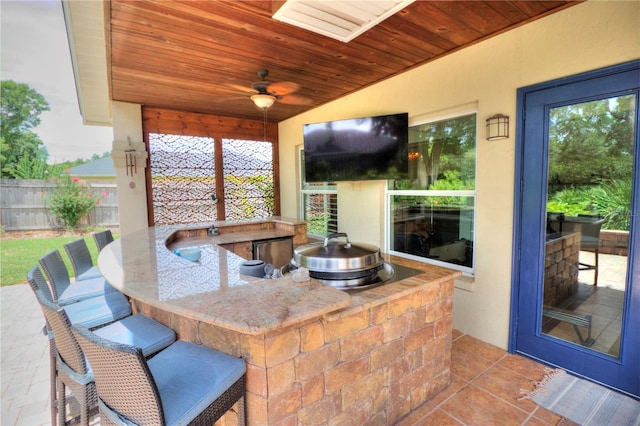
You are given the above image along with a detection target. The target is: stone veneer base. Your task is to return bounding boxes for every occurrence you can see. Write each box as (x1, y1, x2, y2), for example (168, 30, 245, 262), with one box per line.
(133, 275, 455, 425)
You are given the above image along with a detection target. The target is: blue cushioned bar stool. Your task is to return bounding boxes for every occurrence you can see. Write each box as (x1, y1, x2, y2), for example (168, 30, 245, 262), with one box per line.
(73, 324, 247, 426)
(93, 229, 114, 252)
(28, 265, 132, 425)
(28, 266, 176, 426)
(64, 239, 103, 281)
(37, 293, 176, 426)
(28, 266, 131, 329)
(39, 249, 116, 305)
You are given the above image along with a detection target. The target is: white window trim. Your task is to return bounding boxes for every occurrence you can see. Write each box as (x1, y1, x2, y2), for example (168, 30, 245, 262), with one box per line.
(298, 146, 338, 237)
(385, 109, 478, 275)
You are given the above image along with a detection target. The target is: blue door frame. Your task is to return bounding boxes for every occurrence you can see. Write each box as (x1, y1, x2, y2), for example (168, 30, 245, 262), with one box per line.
(510, 60, 640, 398)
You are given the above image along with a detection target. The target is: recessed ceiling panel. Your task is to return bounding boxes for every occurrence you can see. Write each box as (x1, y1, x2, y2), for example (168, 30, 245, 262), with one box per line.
(273, 0, 416, 42)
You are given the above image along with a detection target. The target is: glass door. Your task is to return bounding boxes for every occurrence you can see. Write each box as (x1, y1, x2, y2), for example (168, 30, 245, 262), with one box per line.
(511, 61, 639, 398)
(543, 95, 634, 356)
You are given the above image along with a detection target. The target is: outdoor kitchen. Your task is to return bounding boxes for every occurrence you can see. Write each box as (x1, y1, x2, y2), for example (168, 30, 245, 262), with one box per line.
(2, 2, 637, 425)
(97, 217, 459, 424)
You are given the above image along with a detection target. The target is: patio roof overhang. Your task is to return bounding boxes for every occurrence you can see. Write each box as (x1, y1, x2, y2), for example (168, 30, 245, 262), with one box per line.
(63, 0, 581, 126)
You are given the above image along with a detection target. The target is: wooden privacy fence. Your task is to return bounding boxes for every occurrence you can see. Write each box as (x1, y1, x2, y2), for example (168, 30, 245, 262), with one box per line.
(0, 179, 119, 231)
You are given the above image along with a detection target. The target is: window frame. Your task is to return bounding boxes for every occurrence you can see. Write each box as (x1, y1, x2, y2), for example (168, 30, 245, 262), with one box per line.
(298, 146, 338, 238)
(142, 107, 279, 225)
(385, 109, 478, 275)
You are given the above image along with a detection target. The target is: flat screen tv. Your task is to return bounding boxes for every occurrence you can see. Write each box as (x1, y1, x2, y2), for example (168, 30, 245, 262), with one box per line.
(303, 112, 409, 182)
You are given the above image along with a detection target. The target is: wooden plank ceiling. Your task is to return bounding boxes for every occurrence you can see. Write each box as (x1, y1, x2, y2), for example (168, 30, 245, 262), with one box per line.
(108, 0, 579, 123)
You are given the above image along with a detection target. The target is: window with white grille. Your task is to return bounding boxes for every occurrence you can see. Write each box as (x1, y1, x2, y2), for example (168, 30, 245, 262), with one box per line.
(387, 112, 477, 274)
(299, 147, 338, 237)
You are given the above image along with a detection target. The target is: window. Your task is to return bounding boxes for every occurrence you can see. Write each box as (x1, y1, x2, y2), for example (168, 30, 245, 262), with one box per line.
(222, 138, 274, 221)
(387, 112, 476, 273)
(299, 147, 338, 237)
(149, 133, 275, 225)
(149, 133, 216, 225)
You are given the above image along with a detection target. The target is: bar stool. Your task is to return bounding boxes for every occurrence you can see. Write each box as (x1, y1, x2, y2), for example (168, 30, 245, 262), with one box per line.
(28, 265, 131, 425)
(93, 229, 114, 252)
(28, 266, 176, 425)
(73, 324, 247, 426)
(28, 266, 131, 328)
(39, 250, 116, 305)
(64, 239, 102, 281)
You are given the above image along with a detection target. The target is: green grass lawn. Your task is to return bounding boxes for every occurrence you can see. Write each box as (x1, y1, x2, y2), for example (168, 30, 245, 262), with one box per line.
(0, 233, 118, 286)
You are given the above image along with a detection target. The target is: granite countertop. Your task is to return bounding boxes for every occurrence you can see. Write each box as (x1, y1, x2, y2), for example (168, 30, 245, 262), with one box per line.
(98, 219, 459, 335)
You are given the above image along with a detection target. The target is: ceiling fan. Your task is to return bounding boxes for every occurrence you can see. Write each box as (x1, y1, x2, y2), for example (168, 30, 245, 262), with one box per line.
(232, 69, 311, 110)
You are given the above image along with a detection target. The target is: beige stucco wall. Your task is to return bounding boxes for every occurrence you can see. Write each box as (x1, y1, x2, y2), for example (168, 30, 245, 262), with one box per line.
(277, 1, 640, 349)
(111, 101, 148, 236)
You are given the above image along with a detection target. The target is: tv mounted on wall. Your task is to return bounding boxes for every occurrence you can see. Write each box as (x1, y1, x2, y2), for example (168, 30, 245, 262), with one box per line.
(303, 112, 409, 182)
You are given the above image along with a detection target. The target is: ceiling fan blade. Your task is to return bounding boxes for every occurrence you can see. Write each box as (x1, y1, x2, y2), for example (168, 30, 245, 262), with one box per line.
(278, 94, 312, 106)
(228, 83, 258, 94)
(267, 81, 299, 96)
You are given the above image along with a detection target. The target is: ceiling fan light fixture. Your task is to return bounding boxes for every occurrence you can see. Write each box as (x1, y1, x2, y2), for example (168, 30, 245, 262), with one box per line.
(251, 93, 276, 109)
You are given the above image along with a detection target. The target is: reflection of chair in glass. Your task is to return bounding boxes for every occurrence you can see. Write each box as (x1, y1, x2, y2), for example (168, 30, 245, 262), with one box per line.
(407, 232, 430, 256)
(73, 324, 247, 426)
(551, 215, 604, 286)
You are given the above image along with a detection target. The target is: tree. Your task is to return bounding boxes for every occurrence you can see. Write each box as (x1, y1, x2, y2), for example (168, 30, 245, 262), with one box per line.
(394, 114, 476, 190)
(546, 95, 635, 231)
(548, 95, 634, 190)
(1, 80, 50, 178)
(11, 148, 64, 179)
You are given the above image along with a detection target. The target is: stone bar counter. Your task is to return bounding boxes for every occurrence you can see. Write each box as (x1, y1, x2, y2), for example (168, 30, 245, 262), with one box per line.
(98, 218, 460, 425)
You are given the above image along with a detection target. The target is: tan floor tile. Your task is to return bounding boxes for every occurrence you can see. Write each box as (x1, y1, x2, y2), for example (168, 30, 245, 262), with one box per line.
(396, 401, 437, 426)
(451, 329, 465, 341)
(522, 414, 557, 426)
(473, 364, 539, 413)
(529, 406, 563, 425)
(497, 353, 551, 382)
(410, 408, 464, 426)
(453, 334, 507, 363)
(428, 374, 468, 406)
(450, 344, 494, 382)
(440, 384, 529, 425)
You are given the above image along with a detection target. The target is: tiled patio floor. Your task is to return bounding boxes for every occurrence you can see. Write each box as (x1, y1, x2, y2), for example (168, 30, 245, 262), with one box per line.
(1, 284, 51, 426)
(1, 282, 579, 425)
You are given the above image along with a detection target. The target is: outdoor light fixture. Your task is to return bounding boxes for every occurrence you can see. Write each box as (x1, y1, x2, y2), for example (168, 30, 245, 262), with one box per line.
(251, 94, 276, 110)
(486, 114, 510, 140)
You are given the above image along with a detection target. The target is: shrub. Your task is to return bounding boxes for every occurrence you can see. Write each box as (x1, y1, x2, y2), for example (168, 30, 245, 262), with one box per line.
(45, 175, 102, 231)
(546, 186, 594, 217)
(591, 180, 632, 231)
(547, 179, 632, 231)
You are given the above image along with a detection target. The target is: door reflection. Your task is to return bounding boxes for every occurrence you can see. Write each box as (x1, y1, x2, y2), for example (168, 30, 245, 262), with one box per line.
(541, 95, 635, 357)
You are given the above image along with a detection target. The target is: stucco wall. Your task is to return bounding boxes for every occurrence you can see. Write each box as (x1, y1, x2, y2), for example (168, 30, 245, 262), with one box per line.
(111, 101, 148, 236)
(277, 1, 640, 349)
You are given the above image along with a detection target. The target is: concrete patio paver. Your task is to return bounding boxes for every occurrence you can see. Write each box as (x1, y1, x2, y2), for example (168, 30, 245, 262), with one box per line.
(1, 283, 50, 426)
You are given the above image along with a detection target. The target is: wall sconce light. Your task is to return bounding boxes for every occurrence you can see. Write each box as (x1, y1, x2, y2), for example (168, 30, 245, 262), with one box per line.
(486, 114, 510, 140)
